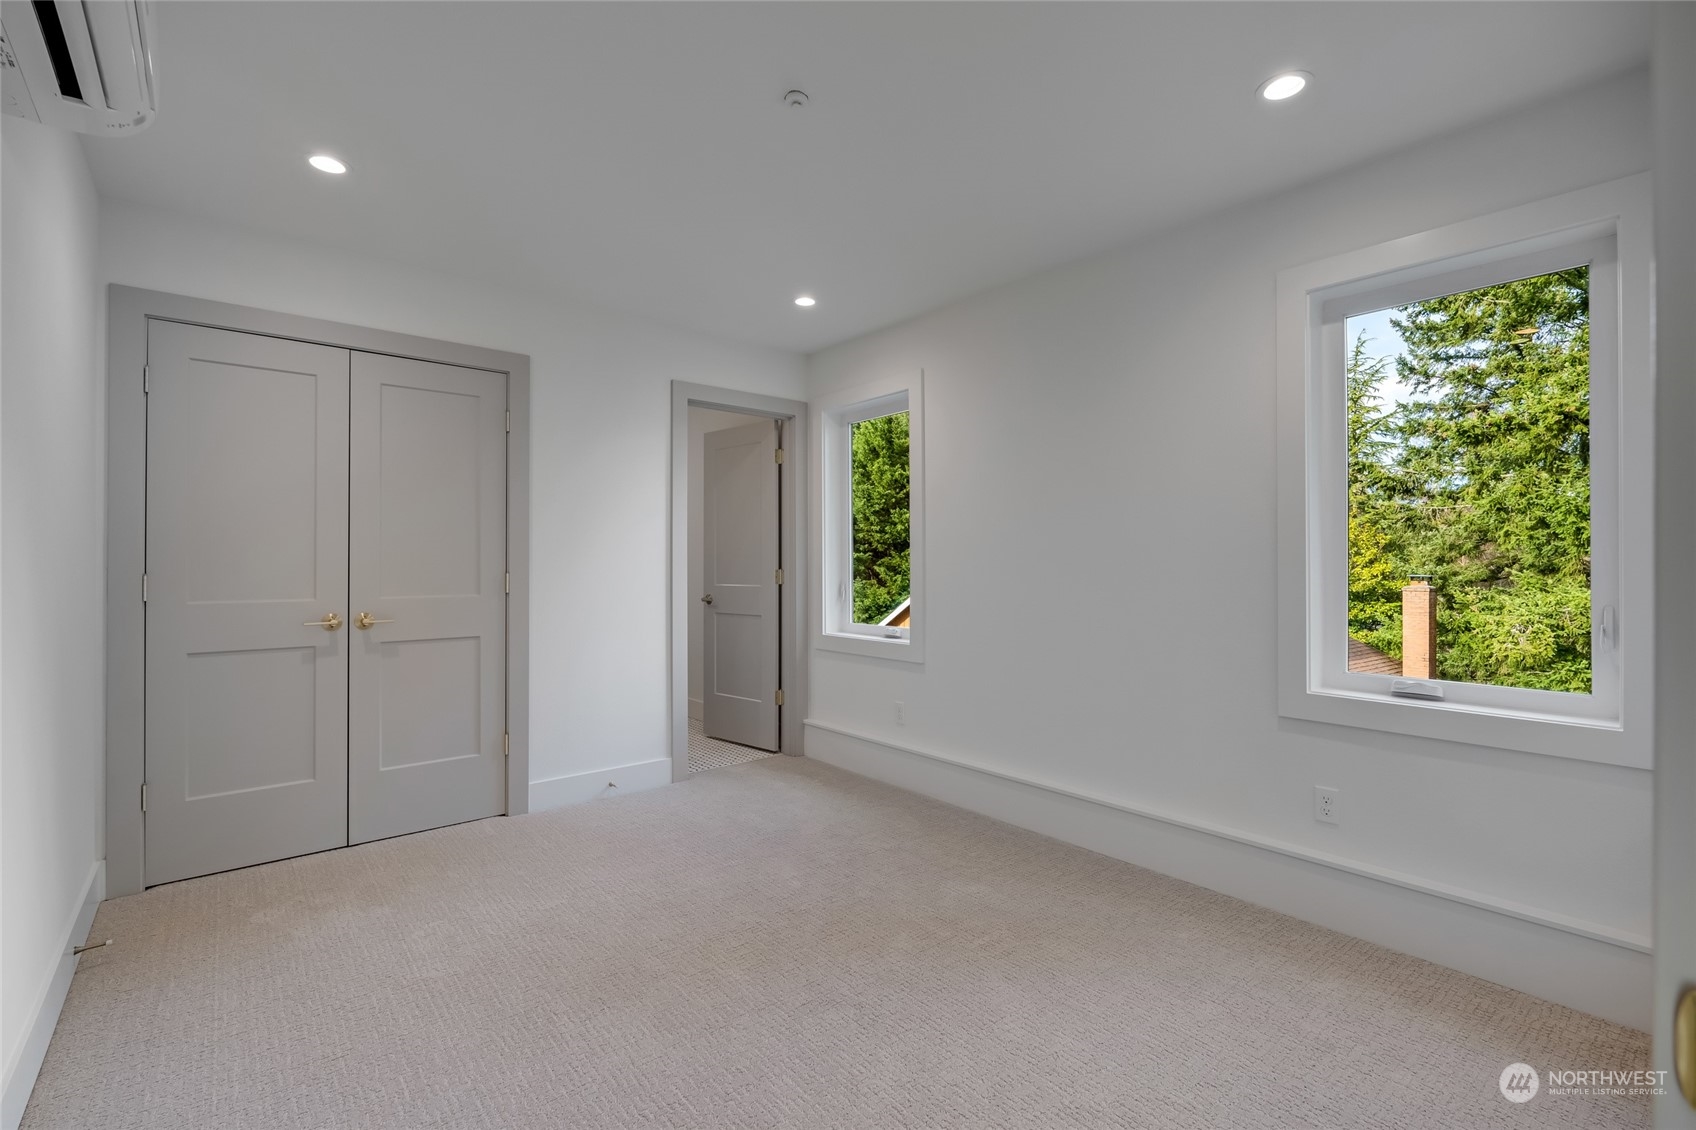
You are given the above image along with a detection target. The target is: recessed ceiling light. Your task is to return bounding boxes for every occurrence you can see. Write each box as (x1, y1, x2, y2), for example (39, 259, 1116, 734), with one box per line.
(794, 295, 816, 307)
(308, 154, 347, 175)
(1258, 72, 1311, 102)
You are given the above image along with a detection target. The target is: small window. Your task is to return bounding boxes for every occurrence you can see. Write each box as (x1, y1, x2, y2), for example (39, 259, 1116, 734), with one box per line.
(850, 409, 912, 633)
(1276, 176, 1651, 768)
(815, 374, 925, 661)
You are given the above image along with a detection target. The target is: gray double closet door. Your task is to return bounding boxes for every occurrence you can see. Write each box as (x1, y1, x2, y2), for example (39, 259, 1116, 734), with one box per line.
(144, 322, 508, 886)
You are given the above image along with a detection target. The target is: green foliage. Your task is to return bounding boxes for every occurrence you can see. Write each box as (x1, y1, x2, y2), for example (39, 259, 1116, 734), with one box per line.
(850, 411, 911, 624)
(1347, 512, 1403, 642)
(1435, 574, 1592, 691)
(1347, 267, 1592, 693)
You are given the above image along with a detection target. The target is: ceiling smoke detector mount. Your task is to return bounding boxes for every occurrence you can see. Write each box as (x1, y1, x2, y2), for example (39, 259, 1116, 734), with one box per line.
(783, 89, 809, 108)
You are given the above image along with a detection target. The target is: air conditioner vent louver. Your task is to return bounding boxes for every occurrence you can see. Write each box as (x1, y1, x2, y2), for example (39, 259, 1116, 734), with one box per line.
(28, 0, 80, 101)
(1, 0, 156, 135)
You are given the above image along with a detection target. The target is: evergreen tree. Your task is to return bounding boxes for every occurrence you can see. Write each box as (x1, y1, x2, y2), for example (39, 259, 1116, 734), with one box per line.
(1346, 267, 1592, 693)
(1347, 339, 1403, 639)
(850, 411, 911, 624)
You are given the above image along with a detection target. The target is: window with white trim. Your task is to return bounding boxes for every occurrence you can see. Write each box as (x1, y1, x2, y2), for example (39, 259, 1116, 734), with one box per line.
(1276, 176, 1651, 768)
(815, 373, 925, 662)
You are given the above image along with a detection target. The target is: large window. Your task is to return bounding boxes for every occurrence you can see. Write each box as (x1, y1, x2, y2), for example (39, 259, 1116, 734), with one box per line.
(815, 373, 925, 661)
(1344, 267, 1593, 695)
(1276, 177, 1650, 768)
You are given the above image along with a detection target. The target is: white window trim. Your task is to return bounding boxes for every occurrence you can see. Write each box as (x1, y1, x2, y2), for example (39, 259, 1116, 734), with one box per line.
(812, 370, 925, 663)
(1275, 174, 1652, 770)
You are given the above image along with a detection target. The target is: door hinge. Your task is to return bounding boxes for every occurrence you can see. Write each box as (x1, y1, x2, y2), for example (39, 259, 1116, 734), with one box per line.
(505, 572, 510, 595)
(140, 783, 148, 813)
(503, 732, 510, 758)
(774, 447, 784, 465)
(505, 410, 511, 433)
(774, 567, 783, 585)
(142, 364, 149, 394)
(775, 689, 785, 706)
(142, 574, 148, 603)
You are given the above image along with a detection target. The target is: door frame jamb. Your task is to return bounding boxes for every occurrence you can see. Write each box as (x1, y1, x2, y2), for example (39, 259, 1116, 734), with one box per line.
(104, 285, 532, 897)
(670, 381, 809, 782)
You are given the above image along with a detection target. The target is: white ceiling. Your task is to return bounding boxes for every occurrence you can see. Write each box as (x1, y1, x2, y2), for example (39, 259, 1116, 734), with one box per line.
(84, 2, 1652, 354)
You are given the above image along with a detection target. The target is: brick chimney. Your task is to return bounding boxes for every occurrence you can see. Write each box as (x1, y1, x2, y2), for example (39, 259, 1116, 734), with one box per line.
(1401, 578, 1438, 679)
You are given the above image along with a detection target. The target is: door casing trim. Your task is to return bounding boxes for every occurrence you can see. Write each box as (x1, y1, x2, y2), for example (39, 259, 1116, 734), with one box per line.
(105, 285, 532, 897)
(670, 381, 810, 782)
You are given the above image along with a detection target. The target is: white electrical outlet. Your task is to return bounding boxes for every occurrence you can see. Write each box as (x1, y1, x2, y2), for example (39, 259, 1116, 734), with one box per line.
(1314, 786, 1340, 825)
(894, 701, 906, 725)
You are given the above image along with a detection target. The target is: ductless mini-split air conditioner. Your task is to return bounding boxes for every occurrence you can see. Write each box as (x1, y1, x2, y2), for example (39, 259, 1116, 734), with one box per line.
(1, 0, 156, 136)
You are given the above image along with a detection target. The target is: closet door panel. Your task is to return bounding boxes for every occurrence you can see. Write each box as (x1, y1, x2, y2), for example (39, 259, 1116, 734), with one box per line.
(144, 322, 350, 885)
(348, 352, 507, 844)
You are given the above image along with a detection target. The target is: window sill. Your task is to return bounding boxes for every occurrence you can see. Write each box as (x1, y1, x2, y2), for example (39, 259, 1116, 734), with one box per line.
(815, 630, 925, 664)
(1279, 685, 1647, 770)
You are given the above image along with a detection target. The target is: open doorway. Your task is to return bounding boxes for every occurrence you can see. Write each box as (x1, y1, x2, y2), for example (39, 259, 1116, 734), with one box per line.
(689, 407, 781, 772)
(670, 383, 809, 782)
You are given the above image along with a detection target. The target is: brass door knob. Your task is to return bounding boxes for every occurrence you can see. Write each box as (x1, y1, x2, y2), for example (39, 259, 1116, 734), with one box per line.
(701, 594, 714, 605)
(355, 612, 395, 630)
(1677, 984, 1696, 1110)
(304, 612, 343, 632)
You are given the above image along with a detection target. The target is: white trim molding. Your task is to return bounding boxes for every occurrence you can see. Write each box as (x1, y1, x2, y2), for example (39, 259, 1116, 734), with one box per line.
(1275, 175, 1653, 769)
(803, 719, 1651, 1029)
(528, 758, 673, 813)
(3, 861, 104, 1130)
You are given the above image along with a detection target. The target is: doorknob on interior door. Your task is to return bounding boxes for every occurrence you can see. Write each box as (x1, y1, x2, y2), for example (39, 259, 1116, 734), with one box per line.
(701, 594, 714, 605)
(304, 612, 343, 632)
(355, 612, 395, 630)
(1676, 984, 1696, 1109)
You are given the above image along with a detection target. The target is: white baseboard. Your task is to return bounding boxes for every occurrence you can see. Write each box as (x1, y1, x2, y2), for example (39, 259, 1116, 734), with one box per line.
(3, 859, 105, 1130)
(688, 698, 703, 722)
(803, 720, 1651, 1031)
(527, 758, 673, 813)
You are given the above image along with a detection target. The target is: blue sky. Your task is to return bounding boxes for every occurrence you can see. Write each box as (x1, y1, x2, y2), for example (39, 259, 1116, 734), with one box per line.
(1346, 305, 1418, 409)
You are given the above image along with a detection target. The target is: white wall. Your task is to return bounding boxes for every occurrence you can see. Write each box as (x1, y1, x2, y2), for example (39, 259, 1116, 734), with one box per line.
(804, 71, 1654, 1027)
(688, 406, 763, 718)
(96, 200, 806, 798)
(1, 120, 106, 1116)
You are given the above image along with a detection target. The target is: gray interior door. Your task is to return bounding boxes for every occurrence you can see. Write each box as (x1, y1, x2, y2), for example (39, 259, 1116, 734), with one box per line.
(702, 418, 781, 751)
(144, 322, 350, 886)
(347, 352, 508, 844)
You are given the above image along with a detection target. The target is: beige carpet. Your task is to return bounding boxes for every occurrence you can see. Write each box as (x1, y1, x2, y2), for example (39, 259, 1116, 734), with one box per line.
(24, 756, 1648, 1129)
